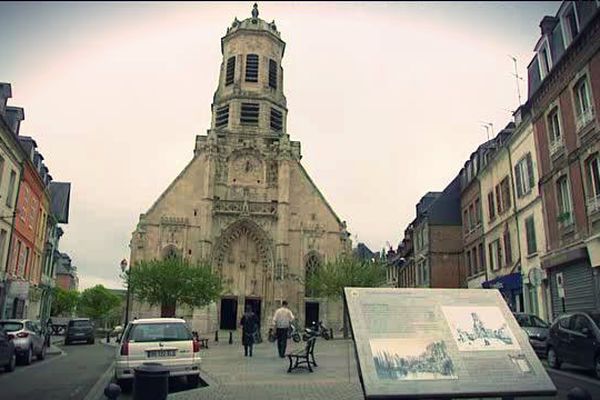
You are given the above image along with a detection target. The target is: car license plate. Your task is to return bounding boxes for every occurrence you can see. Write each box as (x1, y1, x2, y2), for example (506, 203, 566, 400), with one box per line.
(147, 350, 176, 358)
(75, 333, 85, 336)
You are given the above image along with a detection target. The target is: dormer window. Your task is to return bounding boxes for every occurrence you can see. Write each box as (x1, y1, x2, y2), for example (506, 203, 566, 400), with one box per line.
(573, 74, 594, 130)
(225, 56, 235, 86)
(245, 54, 259, 82)
(560, 2, 579, 47)
(538, 40, 552, 79)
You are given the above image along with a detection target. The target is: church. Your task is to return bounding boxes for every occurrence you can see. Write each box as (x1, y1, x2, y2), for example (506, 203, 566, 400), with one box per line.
(129, 4, 351, 334)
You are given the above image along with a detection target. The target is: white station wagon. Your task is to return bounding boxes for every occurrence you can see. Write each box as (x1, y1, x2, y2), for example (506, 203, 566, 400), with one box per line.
(115, 318, 201, 390)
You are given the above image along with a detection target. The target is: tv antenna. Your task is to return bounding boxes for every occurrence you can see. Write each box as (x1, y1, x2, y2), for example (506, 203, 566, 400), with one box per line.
(509, 55, 524, 105)
(479, 121, 494, 141)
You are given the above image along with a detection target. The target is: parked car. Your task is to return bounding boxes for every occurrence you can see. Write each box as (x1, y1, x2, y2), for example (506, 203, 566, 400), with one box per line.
(513, 312, 549, 357)
(547, 312, 600, 378)
(0, 326, 16, 372)
(114, 318, 201, 392)
(65, 318, 95, 345)
(0, 319, 46, 365)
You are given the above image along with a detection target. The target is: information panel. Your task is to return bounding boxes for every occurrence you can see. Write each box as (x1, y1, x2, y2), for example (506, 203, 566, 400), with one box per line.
(344, 287, 557, 399)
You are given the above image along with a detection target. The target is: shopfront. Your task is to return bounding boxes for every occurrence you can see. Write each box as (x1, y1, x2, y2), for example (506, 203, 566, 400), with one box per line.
(482, 272, 523, 312)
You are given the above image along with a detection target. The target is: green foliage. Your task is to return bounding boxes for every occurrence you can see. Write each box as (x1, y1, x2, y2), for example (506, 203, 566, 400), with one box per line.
(78, 285, 121, 322)
(50, 287, 79, 317)
(127, 258, 222, 315)
(306, 254, 387, 299)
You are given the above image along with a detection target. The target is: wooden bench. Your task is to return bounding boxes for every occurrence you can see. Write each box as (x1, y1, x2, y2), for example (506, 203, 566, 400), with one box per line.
(286, 337, 317, 373)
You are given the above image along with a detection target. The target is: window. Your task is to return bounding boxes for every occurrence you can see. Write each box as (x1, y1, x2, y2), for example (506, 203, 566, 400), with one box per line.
(6, 170, 16, 207)
(557, 176, 573, 225)
(515, 153, 535, 197)
(538, 41, 552, 79)
(126, 322, 192, 343)
(268, 59, 277, 89)
(495, 185, 502, 214)
(463, 209, 469, 232)
(488, 191, 496, 220)
(471, 247, 477, 276)
(474, 198, 481, 225)
(547, 108, 562, 143)
(571, 315, 591, 334)
(466, 250, 472, 276)
(23, 247, 30, 279)
(0, 229, 6, 269)
(503, 230, 512, 267)
(0, 155, 4, 189)
(489, 239, 502, 272)
(561, 5, 579, 46)
(305, 253, 320, 297)
(573, 76, 593, 128)
(478, 243, 485, 273)
(586, 154, 600, 199)
(215, 104, 229, 128)
(500, 177, 511, 212)
(245, 54, 259, 82)
(240, 103, 259, 125)
(558, 316, 571, 330)
(468, 204, 475, 230)
(225, 56, 235, 86)
(270, 108, 283, 132)
(525, 216, 537, 255)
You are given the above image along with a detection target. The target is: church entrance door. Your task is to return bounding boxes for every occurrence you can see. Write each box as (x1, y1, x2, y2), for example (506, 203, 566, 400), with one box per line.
(220, 297, 238, 330)
(305, 301, 319, 328)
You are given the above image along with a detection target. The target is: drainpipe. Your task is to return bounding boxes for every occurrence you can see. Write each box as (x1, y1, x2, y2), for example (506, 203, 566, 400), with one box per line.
(506, 140, 524, 311)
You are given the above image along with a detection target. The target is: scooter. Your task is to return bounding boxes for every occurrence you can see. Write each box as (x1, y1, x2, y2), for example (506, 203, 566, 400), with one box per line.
(308, 321, 331, 340)
(288, 320, 302, 343)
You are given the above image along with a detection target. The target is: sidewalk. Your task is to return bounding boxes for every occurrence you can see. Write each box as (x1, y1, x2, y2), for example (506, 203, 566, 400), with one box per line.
(170, 338, 363, 400)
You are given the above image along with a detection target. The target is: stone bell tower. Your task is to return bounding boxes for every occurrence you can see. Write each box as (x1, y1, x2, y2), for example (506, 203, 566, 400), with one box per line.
(130, 4, 351, 333)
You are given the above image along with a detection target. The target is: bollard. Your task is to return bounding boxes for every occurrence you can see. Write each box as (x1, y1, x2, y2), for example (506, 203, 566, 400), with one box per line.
(106, 331, 111, 344)
(567, 387, 592, 400)
(228, 331, 233, 344)
(330, 328, 333, 340)
(104, 383, 121, 399)
(215, 330, 219, 343)
(133, 363, 169, 400)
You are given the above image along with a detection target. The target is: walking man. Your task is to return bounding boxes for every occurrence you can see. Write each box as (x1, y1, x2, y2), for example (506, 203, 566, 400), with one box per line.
(240, 305, 259, 357)
(272, 300, 294, 358)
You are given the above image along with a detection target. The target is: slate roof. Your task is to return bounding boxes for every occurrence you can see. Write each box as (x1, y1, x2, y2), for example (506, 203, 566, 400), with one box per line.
(421, 175, 462, 226)
(49, 182, 71, 224)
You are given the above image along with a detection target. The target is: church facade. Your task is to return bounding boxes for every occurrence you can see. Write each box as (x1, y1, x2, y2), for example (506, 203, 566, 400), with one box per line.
(129, 5, 351, 334)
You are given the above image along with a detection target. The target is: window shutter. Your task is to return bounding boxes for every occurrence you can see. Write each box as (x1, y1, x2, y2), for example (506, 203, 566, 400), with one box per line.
(515, 164, 523, 198)
(225, 57, 235, 86)
(245, 54, 259, 82)
(526, 153, 534, 191)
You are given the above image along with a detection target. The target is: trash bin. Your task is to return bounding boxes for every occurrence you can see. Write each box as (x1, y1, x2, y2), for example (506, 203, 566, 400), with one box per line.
(133, 363, 169, 400)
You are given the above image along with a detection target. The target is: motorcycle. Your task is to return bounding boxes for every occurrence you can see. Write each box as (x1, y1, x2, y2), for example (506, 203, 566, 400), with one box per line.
(309, 321, 331, 340)
(288, 320, 302, 343)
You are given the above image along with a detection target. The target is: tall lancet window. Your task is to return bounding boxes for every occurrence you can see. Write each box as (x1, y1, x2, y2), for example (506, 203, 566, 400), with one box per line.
(305, 252, 321, 298)
(245, 54, 259, 82)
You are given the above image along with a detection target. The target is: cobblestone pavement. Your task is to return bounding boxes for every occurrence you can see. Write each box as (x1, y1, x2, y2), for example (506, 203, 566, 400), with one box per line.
(170, 338, 364, 400)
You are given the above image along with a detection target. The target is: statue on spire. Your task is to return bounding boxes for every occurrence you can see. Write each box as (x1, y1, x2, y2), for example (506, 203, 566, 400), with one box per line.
(252, 3, 259, 19)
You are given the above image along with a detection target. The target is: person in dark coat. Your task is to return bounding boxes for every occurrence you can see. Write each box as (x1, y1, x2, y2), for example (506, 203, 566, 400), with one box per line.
(240, 305, 259, 357)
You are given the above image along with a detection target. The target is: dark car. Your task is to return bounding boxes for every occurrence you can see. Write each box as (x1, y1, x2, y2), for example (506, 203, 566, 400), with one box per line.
(547, 312, 600, 378)
(65, 318, 95, 345)
(0, 326, 16, 372)
(514, 313, 550, 357)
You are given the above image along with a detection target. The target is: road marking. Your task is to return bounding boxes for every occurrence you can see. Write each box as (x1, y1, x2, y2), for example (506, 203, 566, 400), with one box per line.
(83, 361, 115, 400)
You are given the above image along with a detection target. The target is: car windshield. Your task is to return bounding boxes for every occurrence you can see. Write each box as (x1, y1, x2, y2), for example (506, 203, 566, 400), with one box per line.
(126, 323, 192, 343)
(0, 322, 24, 332)
(69, 320, 92, 328)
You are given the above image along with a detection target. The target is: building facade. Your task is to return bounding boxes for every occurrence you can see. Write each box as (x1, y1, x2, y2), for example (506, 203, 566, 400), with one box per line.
(129, 6, 351, 334)
(527, 2, 600, 318)
(0, 85, 25, 319)
(54, 252, 78, 291)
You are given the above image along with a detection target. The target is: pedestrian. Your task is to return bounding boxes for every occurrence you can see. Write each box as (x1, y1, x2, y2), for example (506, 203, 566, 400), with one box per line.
(45, 317, 53, 347)
(240, 305, 259, 357)
(271, 300, 294, 358)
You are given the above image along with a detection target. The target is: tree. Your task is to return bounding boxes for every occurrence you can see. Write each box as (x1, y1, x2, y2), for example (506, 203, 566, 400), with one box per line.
(306, 254, 387, 338)
(78, 285, 121, 325)
(127, 257, 222, 317)
(50, 287, 79, 317)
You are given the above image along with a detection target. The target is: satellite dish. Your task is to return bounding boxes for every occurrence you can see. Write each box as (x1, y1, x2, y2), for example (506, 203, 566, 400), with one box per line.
(528, 268, 543, 287)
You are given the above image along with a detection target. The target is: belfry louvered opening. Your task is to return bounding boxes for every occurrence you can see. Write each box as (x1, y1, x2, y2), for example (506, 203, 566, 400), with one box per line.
(270, 108, 282, 132)
(241, 103, 260, 125)
(215, 104, 229, 128)
(269, 59, 277, 89)
(225, 57, 235, 86)
(245, 54, 259, 82)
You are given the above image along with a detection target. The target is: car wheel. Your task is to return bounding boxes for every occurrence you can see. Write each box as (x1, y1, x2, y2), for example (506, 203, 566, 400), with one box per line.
(21, 346, 33, 365)
(37, 345, 46, 361)
(188, 374, 200, 388)
(5, 351, 16, 372)
(89, 338, 95, 345)
(117, 379, 132, 393)
(547, 347, 561, 369)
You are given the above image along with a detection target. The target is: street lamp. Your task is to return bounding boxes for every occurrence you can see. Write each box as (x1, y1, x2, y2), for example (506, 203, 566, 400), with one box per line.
(120, 259, 130, 327)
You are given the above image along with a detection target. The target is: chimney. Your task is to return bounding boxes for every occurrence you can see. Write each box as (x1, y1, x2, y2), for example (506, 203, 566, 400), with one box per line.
(0, 83, 11, 116)
(5, 106, 24, 135)
(539, 16, 557, 36)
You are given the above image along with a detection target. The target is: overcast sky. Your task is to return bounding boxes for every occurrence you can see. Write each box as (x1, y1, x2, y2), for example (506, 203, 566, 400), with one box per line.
(0, 1, 560, 290)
